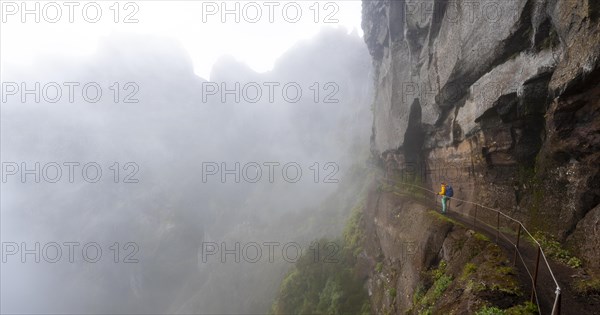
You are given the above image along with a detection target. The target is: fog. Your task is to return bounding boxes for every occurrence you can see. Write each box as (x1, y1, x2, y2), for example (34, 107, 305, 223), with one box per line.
(1, 15, 373, 314)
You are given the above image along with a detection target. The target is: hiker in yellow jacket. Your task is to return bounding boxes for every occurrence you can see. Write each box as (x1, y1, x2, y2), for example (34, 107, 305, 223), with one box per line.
(438, 182, 449, 214)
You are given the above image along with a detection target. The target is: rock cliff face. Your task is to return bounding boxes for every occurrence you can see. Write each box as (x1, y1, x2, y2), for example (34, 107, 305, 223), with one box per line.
(359, 185, 524, 313)
(362, 0, 600, 269)
(359, 0, 600, 312)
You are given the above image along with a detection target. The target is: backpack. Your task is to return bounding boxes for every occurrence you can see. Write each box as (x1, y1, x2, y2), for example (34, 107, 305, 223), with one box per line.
(445, 185, 454, 197)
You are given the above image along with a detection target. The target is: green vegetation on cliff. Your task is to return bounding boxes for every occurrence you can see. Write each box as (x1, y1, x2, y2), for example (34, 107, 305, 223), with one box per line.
(270, 203, 371, 315)
(531, 231, 582, 268)
(476, 302, 537, 315)
(411, 260, 454, 315)
(408, 212, 527, 314)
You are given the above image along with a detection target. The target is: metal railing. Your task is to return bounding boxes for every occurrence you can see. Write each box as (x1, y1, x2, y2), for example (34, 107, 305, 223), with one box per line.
(379, 177, 562, 315)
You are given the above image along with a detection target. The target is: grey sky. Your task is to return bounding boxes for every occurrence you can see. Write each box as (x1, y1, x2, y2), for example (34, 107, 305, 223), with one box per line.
(1, 1, 363, 79)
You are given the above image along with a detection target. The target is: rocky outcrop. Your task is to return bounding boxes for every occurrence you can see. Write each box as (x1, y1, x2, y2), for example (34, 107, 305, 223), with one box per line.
(360, 182, 524, 313)
(362, 0, 600, 271)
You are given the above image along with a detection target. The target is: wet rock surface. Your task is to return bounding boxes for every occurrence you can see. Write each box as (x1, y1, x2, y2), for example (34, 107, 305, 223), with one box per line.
(359, 181, 526, 313)
(360, 0, 600, 313)
(362, 0, 600, 269)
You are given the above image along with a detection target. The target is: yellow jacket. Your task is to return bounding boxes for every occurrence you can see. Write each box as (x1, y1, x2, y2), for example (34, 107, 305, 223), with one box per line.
(438, 184, 446, 196)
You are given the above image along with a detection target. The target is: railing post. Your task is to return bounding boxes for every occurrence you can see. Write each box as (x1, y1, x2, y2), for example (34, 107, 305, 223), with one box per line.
(496, 211, 500, 243)
(531, 246, 541, 303)
(513, 224, 521, 266)
(552, 287, 561, 315)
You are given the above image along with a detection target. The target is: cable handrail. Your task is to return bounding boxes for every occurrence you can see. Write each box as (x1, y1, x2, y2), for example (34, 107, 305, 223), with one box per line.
(378, 177, 562, 314)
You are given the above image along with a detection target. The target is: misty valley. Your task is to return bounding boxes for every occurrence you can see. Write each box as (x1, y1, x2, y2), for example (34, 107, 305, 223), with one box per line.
(2, 1, 600, 315)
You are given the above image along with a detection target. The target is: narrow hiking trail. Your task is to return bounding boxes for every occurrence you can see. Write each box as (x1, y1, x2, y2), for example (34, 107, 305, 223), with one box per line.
(383, 179, 600, 314)
(442, 205, 599, 315)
